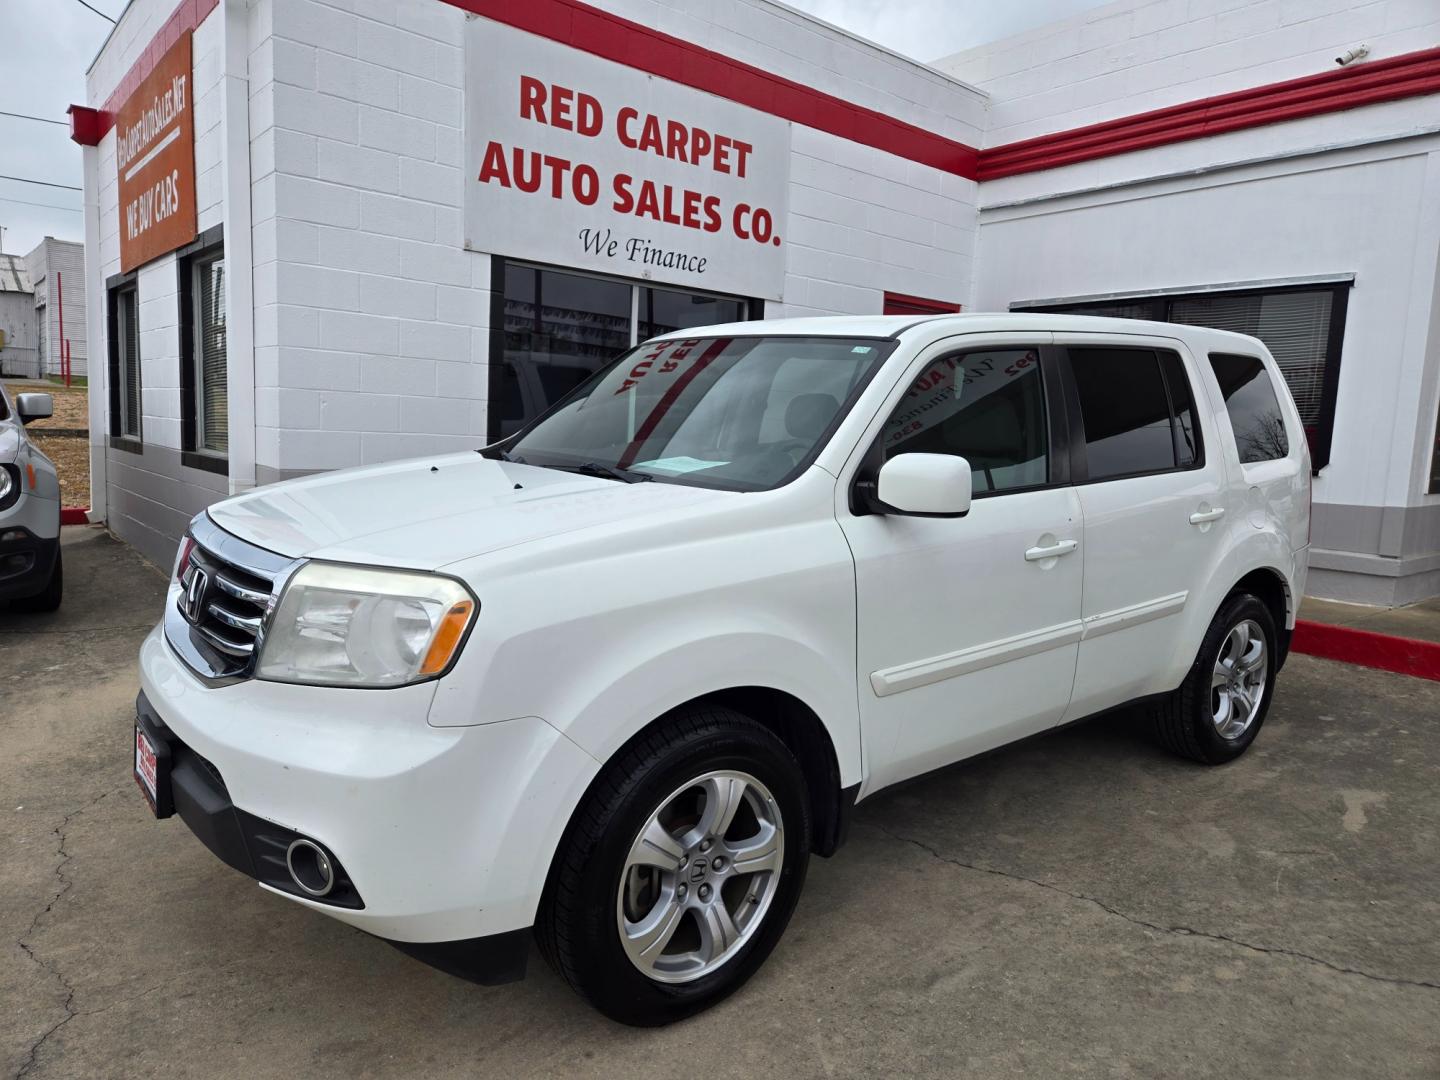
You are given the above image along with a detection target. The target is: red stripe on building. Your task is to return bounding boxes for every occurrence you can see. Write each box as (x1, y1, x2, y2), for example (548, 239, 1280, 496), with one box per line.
(440, 0, 980, 178)
(71, 0, 218, 143)
(1291, 619, 1440, 683)
(66, 2, 1440, 185)
(60, 508, 91, 526)
(978, 46, 1440, 181)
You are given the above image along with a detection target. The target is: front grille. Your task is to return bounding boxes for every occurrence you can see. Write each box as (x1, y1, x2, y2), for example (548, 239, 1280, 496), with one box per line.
(166, 515, 297, 684)
(179, 547, 272, 661)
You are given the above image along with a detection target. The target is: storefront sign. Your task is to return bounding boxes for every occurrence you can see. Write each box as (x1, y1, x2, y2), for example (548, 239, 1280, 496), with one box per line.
(465, 19, 791, 301)
(116, 32, 196, 273)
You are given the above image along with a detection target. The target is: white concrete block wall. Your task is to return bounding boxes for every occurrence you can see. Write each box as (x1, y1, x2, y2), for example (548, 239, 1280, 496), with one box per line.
(936, 0, 1440, 147)
(250, 0, 488, 479)
(85, 0, 231, 565)
(250, 0, 982, 476)
(773, 126, 976, 317)
(591, 0, 988, 146)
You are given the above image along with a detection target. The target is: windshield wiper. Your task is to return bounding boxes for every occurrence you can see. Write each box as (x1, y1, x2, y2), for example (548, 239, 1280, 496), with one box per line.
(563, 461, 654, 483)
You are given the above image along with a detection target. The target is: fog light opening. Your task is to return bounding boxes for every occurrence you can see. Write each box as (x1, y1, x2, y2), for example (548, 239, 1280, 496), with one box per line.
(285, 838, 336, 897)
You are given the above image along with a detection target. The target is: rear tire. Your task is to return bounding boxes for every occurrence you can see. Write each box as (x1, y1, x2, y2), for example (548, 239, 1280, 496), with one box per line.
(536, 705, 811, 1026)
(13, 547, 62, 613)
(1153, 592, 1276, 765)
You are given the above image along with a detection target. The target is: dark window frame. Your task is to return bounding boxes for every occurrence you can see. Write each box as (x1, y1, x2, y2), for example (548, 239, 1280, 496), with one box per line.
(1431, 394, 1440, 495)
(1060, 345, 1207, 486)
(1015, 280, 1350, 473)
(486, 255, 762, 441)
(105, 268, 142, 453)
(177, 224, 228, 476)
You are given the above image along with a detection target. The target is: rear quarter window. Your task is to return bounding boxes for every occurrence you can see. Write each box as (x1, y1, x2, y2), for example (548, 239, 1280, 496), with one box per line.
(1209, 353, 1290, 463)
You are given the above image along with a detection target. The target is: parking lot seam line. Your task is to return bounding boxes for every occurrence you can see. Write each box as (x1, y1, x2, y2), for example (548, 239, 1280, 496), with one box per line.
(866, 823, 1440, 993)
(14, 785, 127, 1080)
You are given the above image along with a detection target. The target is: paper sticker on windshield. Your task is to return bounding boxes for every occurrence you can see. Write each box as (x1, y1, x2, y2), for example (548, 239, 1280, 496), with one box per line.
(633, 456, 729, 474)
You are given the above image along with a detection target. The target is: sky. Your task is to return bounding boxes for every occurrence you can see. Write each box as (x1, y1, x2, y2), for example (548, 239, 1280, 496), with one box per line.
(0, 0, 1110, 259)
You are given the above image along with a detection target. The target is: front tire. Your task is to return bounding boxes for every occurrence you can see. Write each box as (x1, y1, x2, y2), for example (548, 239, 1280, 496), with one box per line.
(537, 705, 811, 1026)
(1153, 592, 1277, 765)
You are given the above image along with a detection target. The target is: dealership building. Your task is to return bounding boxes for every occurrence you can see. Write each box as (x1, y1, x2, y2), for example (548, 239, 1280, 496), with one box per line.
(71, 0, 1440, 603)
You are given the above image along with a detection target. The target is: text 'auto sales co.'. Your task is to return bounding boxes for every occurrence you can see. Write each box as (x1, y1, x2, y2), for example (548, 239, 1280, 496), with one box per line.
(465, 19, 793, 302)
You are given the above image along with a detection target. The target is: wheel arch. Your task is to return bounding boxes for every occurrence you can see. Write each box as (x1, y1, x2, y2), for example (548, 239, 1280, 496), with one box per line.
(1229, 565, 1294, 667)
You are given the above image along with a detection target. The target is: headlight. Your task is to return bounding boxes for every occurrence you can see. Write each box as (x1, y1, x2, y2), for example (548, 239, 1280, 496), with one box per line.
(256, 562, 477, 688)
(0, 465, 18, 512)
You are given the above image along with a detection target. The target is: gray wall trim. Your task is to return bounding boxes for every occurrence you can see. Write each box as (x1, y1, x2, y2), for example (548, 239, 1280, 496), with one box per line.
(1308, 547, 1440, 577)
(1312, 501, 1440, 561)
(104, 441, 229, 568)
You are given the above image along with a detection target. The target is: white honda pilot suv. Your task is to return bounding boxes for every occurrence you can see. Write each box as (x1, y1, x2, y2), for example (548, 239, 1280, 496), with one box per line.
(135, 314, 1309, 1025)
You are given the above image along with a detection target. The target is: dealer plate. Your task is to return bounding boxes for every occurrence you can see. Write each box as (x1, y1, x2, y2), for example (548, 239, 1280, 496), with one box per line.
(134, 724, 160, 815)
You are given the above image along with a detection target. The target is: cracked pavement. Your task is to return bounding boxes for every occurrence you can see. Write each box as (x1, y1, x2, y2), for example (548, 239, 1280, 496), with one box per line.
(3, 528, 1439, 1078)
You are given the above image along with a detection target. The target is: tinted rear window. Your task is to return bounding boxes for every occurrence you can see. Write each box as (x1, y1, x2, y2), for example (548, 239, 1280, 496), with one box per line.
(1069, 347, 1178, 481)
(1209, 353, 1289, 463)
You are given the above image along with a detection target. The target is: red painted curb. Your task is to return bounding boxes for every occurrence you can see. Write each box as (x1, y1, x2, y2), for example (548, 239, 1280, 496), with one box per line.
(60, 508, 90, 526)
(1291, 619, 1440, 683)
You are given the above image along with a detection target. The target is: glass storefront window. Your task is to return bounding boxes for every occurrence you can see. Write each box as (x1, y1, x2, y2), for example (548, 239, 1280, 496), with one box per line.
(494, 261, 754, 438)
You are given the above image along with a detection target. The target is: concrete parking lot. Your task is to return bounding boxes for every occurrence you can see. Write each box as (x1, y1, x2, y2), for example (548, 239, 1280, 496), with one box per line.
(4, 528, 1438, 1079)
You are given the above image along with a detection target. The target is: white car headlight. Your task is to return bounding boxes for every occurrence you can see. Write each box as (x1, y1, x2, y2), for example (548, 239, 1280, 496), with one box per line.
(256, 562, 477, 688)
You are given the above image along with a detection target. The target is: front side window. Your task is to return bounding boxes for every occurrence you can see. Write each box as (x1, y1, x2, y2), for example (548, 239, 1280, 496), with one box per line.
(111, 283, 141, 440)
(1069, 347, 1184, 481)
(879, 348, 1048, 495)
(503, 336, 890, 491)
(185, 250, 228, 456)
(1209, 352, 1290, 464)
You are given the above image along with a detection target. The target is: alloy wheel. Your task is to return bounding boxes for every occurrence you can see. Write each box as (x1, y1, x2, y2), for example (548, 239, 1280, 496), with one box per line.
(616, 770, 785, 984)
(1211, 618, 1267, 739)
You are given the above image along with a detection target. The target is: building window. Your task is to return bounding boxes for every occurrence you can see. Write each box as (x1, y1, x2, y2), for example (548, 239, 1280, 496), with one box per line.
(108, 280, 141, 442)
(1015, 281, 1349, 471)
(180, 241, 228, 466)
(883, 291, 961, 316)
(490, 259, 756, 439)
(1431, 398, 1440, 495)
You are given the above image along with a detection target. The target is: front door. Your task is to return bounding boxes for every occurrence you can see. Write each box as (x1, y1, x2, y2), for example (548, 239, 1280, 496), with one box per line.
(840, 340, 1084, 792)
(1056, 339, 1230, 720)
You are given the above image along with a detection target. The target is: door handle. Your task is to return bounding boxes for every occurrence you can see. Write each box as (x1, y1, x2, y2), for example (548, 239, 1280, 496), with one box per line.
(1024, 539, 1078, 561)
(1189, 507, 1226, 525)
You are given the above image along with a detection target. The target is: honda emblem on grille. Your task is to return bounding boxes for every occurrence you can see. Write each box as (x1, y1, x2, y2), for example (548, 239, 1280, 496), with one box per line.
(182, 567, 209, 624)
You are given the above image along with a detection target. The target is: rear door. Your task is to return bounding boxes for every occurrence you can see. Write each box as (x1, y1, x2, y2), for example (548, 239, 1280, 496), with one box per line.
(1057, 336, 1229, 720)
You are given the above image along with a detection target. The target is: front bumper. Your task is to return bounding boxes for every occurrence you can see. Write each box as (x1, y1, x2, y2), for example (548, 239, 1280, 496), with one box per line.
(137, 624, 600, 979)
(0, 524, 58, 601)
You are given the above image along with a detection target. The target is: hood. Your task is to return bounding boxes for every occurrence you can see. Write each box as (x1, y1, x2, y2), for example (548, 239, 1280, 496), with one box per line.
(206, 453, 735, 569)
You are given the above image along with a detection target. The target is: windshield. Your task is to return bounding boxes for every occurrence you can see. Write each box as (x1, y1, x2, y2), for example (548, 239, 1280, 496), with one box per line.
(501, 336, 894, 491)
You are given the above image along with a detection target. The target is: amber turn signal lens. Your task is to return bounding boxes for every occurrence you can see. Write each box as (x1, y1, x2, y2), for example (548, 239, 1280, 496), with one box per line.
(419, 599, 475, 675)
(25, 463, 36, 489)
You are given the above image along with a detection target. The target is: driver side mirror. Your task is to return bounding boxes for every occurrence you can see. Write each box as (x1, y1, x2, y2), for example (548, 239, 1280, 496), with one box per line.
(16, 393, 53, 425)
(876, 453, 972, 518)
